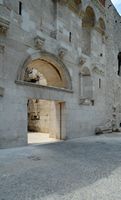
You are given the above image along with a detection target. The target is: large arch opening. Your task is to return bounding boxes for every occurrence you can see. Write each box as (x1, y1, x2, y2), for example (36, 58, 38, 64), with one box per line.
(17, 52, 71, 144)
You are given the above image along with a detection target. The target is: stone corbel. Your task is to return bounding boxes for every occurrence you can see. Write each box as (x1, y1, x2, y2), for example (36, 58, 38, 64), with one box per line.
(0, 16, 10, 33)
(34, 36, 45, 50)
(58, 47, 67, 59)
(79, 56, 86, 66)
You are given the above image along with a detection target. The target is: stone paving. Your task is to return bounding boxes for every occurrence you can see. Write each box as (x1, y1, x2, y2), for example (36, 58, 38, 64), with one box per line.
(1, 134, 121, 200)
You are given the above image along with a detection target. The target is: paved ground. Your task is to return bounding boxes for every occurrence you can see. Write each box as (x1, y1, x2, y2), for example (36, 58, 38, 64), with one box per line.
(1, 134, 121, 200)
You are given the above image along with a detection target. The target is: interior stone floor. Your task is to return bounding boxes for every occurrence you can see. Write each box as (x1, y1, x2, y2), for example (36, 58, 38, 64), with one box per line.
(1, 133, 121, 200)
(28, 132, 60, 144)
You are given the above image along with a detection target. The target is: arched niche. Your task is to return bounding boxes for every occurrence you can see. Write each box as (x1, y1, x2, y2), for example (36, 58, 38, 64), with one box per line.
(82, 6, 95, 28)
(17, 51, 72, 90)
(82, 6, 96, 55)
(97, 17, 106, 35)
(79, 67, 93, 103)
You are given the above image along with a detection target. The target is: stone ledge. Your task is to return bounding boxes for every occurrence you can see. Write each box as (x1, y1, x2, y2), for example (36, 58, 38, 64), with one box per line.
(15, 80, 73, 93)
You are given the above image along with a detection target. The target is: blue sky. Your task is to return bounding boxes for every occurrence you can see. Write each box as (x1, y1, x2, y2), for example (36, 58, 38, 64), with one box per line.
(111, 0, 121, 15)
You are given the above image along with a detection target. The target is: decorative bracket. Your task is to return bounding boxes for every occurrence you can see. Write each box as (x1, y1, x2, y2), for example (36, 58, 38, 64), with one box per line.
(79, 56, 86, 66)
(58, 47, 67, 59)
(34, 36, 45, 49)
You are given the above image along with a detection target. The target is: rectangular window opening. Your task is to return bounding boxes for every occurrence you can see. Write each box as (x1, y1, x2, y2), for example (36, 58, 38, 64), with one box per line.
(99, 78, 101, 88)
(19, 1, 22, 15)
(69, 32, 72, 42)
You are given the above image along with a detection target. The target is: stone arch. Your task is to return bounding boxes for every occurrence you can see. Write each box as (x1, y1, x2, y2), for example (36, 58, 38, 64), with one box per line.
(17, 51, 72, 90)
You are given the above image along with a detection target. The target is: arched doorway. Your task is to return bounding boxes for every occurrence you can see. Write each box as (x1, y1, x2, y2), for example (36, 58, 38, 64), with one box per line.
(16, 52, 72, 144)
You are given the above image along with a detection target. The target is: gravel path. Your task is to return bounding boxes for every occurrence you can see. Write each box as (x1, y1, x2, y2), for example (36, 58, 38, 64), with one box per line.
(1, 134, 121, 200)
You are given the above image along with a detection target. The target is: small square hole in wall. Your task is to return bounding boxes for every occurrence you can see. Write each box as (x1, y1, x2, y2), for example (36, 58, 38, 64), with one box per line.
(99, 78, 101, 88)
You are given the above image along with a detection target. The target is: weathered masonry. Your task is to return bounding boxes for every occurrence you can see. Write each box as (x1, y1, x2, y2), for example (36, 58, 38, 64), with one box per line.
(0, 0, 121, 148)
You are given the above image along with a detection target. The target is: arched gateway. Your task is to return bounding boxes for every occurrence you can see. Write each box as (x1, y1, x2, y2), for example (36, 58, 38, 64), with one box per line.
(16, 51, 73, 144)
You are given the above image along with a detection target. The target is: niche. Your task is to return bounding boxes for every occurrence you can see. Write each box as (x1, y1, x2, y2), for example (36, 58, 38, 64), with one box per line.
(79, 67, 93, 105)
(82, 6, 95, 55)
